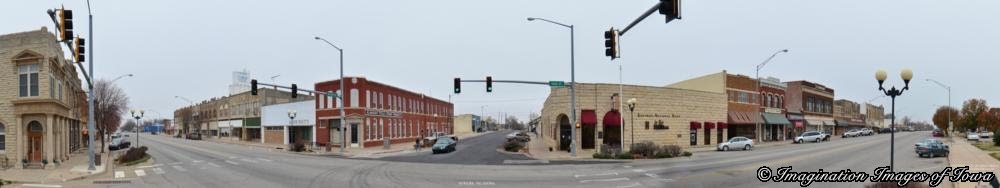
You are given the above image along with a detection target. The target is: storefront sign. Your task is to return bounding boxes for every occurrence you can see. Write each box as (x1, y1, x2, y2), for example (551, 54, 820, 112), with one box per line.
(366, 109, 402, 118)
(637, 113, 679, 118)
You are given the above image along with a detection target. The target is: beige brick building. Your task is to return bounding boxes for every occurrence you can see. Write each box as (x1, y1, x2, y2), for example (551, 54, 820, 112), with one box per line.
(173, 88, 308, 142)
(539, 81, 727, 154)
(1, 28, 88, 169)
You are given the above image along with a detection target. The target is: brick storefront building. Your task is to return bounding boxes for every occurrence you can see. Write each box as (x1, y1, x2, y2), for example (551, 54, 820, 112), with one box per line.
(785, 81, 835, 134)
(314, 77, 453, 148)
(834, 99, 865, 135)
(759, 77, 791, 142)
(541, 79, 727, 153)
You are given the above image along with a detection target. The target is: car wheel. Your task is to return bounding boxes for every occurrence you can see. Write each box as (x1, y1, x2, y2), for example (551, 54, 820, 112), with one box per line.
(815, 138, 820, 143)
(796, 139, 802, 143)
(744, 145, 751, 151)
(722, 146, 729, 151)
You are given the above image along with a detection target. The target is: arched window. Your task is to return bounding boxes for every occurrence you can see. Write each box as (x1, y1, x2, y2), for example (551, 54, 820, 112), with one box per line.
(29, 121, 43, 132)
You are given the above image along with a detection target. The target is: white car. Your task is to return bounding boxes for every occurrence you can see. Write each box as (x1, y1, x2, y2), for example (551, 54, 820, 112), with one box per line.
(795, 131, 825, 143)
(842, 129, 862, 138)
(859, 128, 874, 136)
(968, 133, 980, 141)
(718, 136, 753, 151)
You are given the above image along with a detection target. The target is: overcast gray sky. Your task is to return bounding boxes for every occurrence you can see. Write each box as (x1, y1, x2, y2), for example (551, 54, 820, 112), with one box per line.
(4, 0, 998, 123)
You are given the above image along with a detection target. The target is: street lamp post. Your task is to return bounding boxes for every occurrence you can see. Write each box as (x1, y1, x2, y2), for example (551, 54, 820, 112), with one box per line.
(755, 49, 788, 142)
(926, 79, 952, 135)
(528, 17, 577, 157)
(315, 36, 347, 154)
(875, 68, 914, 172)
(288, 110, 296, 149)
(627, 98, 637, 151)
(130, 109, 144, 147)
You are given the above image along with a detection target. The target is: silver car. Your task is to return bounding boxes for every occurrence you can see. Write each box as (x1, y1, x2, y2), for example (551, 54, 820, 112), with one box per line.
(718, 136, 754, 151)
(795, 131, 825, 143)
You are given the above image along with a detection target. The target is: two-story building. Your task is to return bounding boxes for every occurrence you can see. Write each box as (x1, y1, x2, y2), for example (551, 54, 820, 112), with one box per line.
(314, 77, 453, 148)
(785, 81, 835, 135)
(759, 77, 791, 142)
(1, 28, 88, 169)
(834, 99, 866, 135)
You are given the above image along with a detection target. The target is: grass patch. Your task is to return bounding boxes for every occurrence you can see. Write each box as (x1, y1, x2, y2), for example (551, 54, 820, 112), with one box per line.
(974, 143, 1000, 152)
(118, 154, 151, 166)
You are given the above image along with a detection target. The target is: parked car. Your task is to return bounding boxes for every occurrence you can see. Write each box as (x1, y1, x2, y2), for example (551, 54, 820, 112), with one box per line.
(932, 130, 944, 137)
(915, 139, 948, 154)
(980, 131, 993, 139)
(842, 129, 862, 138)
(718, 136, 754, 151)
(187, 132, 202, 140)
(916, 142, 949, 158)
(968, 133, 980, 141)
(109, 135, 131, 151)
(431, 137, 457, 154)
(795, 131, 825, 143)
(821, 131, 832, 141)
(859, 128, 874, 136)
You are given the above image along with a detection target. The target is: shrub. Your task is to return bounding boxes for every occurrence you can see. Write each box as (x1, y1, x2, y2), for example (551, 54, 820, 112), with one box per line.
(630, 141, 657, 158)
(660, 145, 683, 157)
(599, 144, 622, 156)
(993, 131, 999, 146)
(117, 146, 149, 164)
(653, 152, 674, 159)
(682, 151, 692, 157)
(593, 153, 611, 159)
(615, 153, 634, 159)
(504, 140, 523, 152)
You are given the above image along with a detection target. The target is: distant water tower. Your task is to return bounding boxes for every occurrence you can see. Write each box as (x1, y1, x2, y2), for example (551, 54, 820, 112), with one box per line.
(229, 69, 251, 95)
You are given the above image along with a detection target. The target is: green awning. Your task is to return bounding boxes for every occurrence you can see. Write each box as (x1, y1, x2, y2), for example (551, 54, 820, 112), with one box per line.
(243, 117, 261, 128)
(762, 113, 791, 125)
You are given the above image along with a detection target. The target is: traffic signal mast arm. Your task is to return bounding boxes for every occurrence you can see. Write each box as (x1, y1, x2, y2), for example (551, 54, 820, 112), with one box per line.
(46, 9, 93, 88)
(254, 81, 340, 98)
(619, 0, 681, 36)
(460, 79, 571, 87)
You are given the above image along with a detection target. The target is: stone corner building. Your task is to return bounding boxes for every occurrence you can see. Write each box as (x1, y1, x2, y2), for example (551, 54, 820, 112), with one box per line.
(540, 73, 727, 154)
(1, 28, 88, 169)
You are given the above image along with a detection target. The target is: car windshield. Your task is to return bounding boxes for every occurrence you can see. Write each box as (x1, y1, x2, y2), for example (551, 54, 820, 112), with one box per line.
(435, 138, 454, 145)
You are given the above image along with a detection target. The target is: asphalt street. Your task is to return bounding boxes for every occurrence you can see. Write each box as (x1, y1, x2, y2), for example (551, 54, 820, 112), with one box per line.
(63, 131, 946, 188)
(378, 130, 535, 165)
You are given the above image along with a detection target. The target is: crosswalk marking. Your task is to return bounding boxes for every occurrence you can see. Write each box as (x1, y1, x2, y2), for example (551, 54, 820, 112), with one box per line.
(579, 177, 629, 183)
(193, 160, 202, 163)
(153, 168, 166, 175)
(208, 162, 222, 167)
(225, 160, 239, 165)
(240, 158, 258, 163)
(135, 169, 146, 177)
(256, 158, 273, 162)
(114, 171, 125, 178)
(172, 165, 188, 172)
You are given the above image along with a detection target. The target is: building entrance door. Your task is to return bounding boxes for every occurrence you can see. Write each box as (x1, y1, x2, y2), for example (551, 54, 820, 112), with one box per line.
(350, 123, 359, 146)
(27, 121, 44, 162)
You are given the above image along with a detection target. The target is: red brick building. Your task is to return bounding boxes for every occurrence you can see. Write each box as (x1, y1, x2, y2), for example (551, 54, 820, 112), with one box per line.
(314, 77, 453, 148)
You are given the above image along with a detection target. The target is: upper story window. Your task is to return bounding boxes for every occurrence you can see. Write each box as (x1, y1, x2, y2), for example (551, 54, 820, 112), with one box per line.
(0, 123, 6, 151)
(19, 64, 39, 97)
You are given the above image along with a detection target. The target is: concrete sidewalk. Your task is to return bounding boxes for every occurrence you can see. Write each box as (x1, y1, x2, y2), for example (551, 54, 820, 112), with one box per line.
(0, 150, 110, 184)
(948, 138, 1000, 188)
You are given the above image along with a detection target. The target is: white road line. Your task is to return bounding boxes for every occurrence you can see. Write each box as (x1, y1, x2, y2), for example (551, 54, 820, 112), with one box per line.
(632, 169, 646, 173)
(579, 177, 629, 183)
(574, 172, 619, 178)
(167, 162, 183, 165)
(240, 158, 259, 163)
(257, 158, 273, 162)
(21, 184, 63, 188)
(208, 162, 222, 167)
(172, 165, 188, 172)
(137, 164, 163, 169)
(153, 168, 166, 175)
(623, 165, 632, 168)
(192, 160, 202, 163)
(135, 169, 146, 177)
(114, 171, 125, 178)
(616, 182, 642, 188)
(225, 160, 239, 165)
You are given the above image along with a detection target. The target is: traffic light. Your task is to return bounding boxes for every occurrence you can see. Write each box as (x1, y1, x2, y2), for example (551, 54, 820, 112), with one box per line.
(659, 0, 681, 23)
(73, 36, 85, 62)
(250, 79, 258, 95)
(604, 28, 620, 59)
(453, 78, 461, 94)
(486, 76, 492, 92)
(57, 8, 73, 41)
(291, 84, 298, 98)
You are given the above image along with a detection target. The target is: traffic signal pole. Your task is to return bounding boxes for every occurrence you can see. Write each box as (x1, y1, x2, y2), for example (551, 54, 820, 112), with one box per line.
(619, 2, 661, 36)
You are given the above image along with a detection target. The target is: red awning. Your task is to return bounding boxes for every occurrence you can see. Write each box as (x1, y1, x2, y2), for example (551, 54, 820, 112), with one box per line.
(602, 110, 622, 126)
(690, 122, 702, 129)
(717, 122, 728, 129)
(704, 122, 716, 129)
(581, 110, 597, 125)
(795, 121, 804, 128)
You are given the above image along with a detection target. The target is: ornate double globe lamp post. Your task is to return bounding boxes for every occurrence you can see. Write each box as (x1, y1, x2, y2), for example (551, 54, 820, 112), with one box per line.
(130, 109, 144, 147)
(875, 68, 913, 172)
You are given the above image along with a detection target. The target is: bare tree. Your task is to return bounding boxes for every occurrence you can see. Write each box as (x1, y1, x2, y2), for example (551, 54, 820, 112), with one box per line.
(94, 79, 130, 153)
